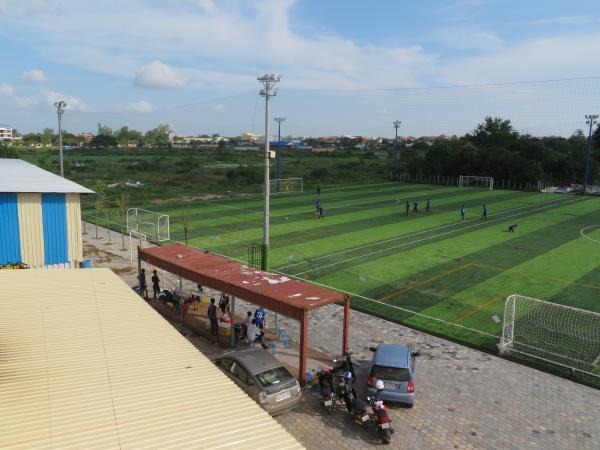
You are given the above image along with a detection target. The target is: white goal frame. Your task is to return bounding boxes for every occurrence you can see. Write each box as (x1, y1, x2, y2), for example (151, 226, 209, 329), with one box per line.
(499, 294, 600, 378)
(459, 175, 494, 190)
(264, 177, 304, 194)
(126, 208, 170, 242)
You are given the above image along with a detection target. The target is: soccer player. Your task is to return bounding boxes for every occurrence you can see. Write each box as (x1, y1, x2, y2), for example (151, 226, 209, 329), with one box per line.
(318, 206, 324, 219)
(406, 201, 410, 216)
(425, 198, 431, 213)
(317, 186, 321, 198)
(413, 201, 419, 214)
(460, 205, 465, 220)
(315, 198, 320, 216)
(481, 204, 488, 220)
(508, 223, 518, 233)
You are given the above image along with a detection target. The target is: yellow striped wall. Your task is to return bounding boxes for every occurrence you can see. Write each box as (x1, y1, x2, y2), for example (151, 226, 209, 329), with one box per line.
(65, 193, 83, 263)
(16, 193, 45, 267)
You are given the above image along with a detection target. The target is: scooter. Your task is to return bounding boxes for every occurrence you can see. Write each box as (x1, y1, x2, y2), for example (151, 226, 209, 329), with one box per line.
(347, 396, 371, 427)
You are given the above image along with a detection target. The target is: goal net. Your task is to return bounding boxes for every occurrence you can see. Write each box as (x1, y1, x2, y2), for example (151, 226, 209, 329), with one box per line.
(264, 177, 304, 194)
(499, 294, 600, 378)
(459, 175, 494, 190)
(126, 208, 170, 243)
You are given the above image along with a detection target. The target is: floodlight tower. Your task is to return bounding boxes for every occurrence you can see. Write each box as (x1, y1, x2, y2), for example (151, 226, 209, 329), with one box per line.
(54, 100, 67, 177)
(274, 117, 286, 185)
(258, 74, 280, 271)
(393, 120, 401, 180)
(584, 114, 598, 195)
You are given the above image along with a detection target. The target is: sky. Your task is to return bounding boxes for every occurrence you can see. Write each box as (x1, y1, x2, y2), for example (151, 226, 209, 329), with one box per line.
(1, 0, 600, 137)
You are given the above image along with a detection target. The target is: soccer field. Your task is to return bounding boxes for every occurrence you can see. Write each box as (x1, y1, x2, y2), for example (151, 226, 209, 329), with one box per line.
(121, 182, 600, 352)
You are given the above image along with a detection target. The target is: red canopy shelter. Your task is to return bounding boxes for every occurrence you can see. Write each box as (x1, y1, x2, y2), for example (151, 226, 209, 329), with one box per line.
(138, 243, 350, 384)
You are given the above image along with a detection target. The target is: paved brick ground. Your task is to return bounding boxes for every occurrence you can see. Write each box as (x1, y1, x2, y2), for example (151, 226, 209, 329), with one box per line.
(85, 224, 600, 450)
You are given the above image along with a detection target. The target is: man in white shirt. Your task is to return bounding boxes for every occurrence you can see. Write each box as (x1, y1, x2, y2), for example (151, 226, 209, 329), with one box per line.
(246, 319, 257, 346)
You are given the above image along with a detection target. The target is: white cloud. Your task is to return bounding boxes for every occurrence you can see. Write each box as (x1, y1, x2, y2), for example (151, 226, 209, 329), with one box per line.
(211, 103, 225, 113)
(134, 61, 187, 89)
(20, 69, 45, 83)
(44, 91, 93, 112)
(433, 26, 503, 51)
(114, 100, 155, 113)
(0, 83, 15, 96)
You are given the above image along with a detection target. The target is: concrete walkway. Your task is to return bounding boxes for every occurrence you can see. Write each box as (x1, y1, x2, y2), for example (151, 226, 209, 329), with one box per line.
(84, 223, 600, 449)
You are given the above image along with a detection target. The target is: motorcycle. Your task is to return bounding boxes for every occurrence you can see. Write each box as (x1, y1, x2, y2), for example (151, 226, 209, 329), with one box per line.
(317, 368, 335, 414)
(347, 396, 372, 427)
(367, 381, 394, 444)
(332, 352, 356, 406)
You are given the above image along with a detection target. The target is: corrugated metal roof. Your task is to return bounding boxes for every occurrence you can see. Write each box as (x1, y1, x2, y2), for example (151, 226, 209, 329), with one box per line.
(0, 159, 94, 193)
(0, 268, 303, 450)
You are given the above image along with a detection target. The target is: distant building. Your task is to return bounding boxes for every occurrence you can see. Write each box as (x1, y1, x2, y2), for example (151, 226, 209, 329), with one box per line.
(0, 159, 94, 268)
(0, 125, 13, 143)
(241, 132, 259, 142)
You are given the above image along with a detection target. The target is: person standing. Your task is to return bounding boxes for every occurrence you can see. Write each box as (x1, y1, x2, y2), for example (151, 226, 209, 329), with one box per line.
(317, 186, 321, 199)
(138, 268, 148, 299)
(405, 201, 410, 216)
(318, 206, 324, 219)
(460, 205, 465, 221)
(241, 311, 253, 339)
(219, 293, 229, 316)
(413, 201, 419, 214)
(481, 204, 488, 220)
(254, 306, 266, 329)
(151, 270, 160, 300)
(315, 198, 321, 216)
(208, 298, 219, 338)
(246, 319, 258, 346)
(425, 199, 431, 213)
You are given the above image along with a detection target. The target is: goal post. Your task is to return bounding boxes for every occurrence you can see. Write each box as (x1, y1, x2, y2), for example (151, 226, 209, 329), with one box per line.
(459, 175, 494, 190)
(264, 177, 304, 194)
(126, 208, 170, 243)
(499, 294, 600, 378)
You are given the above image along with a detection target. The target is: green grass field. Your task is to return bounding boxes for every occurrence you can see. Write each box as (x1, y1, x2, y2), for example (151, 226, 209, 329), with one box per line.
(86, 181, 600, 379)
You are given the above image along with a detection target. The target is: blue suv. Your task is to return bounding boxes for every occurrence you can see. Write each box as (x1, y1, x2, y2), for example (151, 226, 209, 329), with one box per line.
(367, 344, 420, 407)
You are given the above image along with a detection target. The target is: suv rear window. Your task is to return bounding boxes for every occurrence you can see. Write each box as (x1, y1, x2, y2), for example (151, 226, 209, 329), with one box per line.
(256, 366, 294, 387)
(371, 365, 410, 382)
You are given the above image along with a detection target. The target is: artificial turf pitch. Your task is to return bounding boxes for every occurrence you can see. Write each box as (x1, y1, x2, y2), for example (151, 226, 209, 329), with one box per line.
(125, 182, 600, 353)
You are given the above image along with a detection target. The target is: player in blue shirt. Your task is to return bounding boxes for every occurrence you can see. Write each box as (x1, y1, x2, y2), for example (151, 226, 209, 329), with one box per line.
(405, 201, 410, 216)
(318, 206, 324, 219)
(315, 199, 320, 216)
(460, 205, 465, 220)
(481, 204, 488, 220)
(508, 223, 518, 233)
(413, 201, 419, 214)
(425, 199, 431, 213)
(254, 306, 266, 329)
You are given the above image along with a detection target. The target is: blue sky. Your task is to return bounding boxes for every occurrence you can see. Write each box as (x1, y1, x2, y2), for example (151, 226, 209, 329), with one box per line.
(1, 0, 600, 136)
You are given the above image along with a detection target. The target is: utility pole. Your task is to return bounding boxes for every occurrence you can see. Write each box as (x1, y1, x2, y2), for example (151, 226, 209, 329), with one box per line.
(584, 114, 598, 195)
(258, 74, 280, 271)
(393, 120, 401, 180)
(274, 117, 286, 190)
(54, 100, 67, 177)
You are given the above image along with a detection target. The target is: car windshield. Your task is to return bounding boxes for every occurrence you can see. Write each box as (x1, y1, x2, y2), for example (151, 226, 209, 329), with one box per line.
(371, 365, 410, 382)
(255, 366, 294, 387)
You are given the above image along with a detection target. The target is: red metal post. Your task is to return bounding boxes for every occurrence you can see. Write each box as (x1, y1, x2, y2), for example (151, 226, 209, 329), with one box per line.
(299, 309, 309, 386)
(342, 295, 350, 354)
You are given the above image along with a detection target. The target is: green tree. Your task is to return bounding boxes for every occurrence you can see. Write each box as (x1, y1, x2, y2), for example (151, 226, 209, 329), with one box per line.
(97, 123, 113, 136)
(468, 117, 519, 148)
(42, 128, 54, 146)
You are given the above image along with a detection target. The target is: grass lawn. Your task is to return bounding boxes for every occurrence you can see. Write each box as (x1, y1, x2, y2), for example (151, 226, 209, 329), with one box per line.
(85, 181, 600, 381)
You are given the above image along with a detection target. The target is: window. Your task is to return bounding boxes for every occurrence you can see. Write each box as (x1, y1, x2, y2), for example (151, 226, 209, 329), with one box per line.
(216, 357, 234, 371)
(371, 365, 410, 382)
(232, 363, 252, 385)
(255, 366, 294, 388)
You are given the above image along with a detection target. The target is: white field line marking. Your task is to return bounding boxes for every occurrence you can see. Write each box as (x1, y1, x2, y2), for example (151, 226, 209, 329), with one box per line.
(277, 196, 572, 271)
(270, 267, 500, 339)
(290, 197, 583, 277)
(580, 225, 600, 244)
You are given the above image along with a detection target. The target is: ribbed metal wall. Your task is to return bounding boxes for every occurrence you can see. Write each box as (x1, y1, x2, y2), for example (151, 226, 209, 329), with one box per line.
(16, 193, 45, 266)
(41, 193, 68, 265)
(65, 193, 83, 263)
(0, 193, 21, 264)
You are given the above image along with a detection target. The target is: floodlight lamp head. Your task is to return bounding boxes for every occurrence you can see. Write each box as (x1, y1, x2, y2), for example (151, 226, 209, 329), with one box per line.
(393, 120, 401, 128)
(54, 100, 67, 114)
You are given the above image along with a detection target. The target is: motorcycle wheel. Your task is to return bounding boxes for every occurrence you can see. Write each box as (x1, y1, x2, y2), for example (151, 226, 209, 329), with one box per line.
(382, 429, 391, 445)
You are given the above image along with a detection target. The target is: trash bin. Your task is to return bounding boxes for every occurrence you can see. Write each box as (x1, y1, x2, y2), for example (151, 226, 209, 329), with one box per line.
(81, 260, 92, 269)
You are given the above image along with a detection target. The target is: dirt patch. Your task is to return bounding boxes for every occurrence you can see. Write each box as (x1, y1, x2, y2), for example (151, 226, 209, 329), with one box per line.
(149, 194, 226, 205)
(112, 267, 136, 275)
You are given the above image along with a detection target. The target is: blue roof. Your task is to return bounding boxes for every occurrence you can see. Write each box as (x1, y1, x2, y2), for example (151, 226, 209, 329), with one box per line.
(374, 344, 410, 368)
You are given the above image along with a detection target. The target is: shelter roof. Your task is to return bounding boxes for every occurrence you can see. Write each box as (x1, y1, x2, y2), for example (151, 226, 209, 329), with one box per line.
(0, 158, 94, 193)
(0, 268, 301, 449)
(139, 243, 346, 319)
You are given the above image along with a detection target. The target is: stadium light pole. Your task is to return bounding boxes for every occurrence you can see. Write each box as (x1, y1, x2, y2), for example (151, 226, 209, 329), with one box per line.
(584, 114, 598, 195)
(274, 117, 286, 183)
(54, 100, 67, 177)
(258, 74, 280, 271)
(393, 120, 401, 180)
